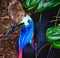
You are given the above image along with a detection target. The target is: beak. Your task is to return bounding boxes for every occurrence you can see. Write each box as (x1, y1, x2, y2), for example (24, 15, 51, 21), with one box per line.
(5, 23, 24, 36)
(14, 23, 24, 30)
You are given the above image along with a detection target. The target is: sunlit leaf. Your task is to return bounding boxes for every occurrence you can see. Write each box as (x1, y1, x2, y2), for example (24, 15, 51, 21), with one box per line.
(23, 0, 60, 13)
(23, 0, 40, 10)
(46, 26, 60, 48)
(35, 0, 60, 13)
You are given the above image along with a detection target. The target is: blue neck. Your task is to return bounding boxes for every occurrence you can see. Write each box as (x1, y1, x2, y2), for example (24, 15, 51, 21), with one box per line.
(19, 17, 34, 49)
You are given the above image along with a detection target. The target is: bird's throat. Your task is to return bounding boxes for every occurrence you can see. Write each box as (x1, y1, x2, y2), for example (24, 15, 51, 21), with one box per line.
(19, 47, 22, 58)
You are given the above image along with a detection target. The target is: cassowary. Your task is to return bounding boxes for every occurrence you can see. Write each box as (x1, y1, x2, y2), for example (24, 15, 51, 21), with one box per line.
(3, 0, 60, 58)
(18, 15, 34, 58)
(5, 1, 35, 58)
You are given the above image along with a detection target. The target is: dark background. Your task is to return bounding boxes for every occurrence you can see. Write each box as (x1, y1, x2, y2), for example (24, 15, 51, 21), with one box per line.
(23, 5, 60, 58)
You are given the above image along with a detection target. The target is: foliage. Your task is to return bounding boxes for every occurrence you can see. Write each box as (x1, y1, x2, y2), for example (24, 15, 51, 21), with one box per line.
(23, 0, 60, 13)
(46, 26, 60, 48)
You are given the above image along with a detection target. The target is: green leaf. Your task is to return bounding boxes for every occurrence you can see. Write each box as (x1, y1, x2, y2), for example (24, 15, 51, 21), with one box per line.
(23, 0, 31, 8)
(35, 0, 60, 13)
(46, 26, 60, 48)
(23, 0, 40, 10)
(52, 41, 60, 49)
(23, 0, 60, 13)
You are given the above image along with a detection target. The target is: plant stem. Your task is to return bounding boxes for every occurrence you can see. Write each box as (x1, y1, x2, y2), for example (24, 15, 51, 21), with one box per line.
(39, 13, 43, 22)
(36, 43, 49, 57)
(35, 51, 37, 58)
(50, 19, 60, 23)
(55, 8, 60, 26)
(47, 45, 52, 58)
(35, 42, 37, 58)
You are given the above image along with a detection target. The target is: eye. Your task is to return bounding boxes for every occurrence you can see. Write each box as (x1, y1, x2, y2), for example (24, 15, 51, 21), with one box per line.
(28, 20, 30, 23)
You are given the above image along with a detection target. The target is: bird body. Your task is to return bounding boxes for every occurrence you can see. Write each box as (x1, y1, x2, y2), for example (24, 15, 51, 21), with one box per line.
(18, 15, 34, 58)
(5, 15, 34, 58)
(7, 1, 34, 58)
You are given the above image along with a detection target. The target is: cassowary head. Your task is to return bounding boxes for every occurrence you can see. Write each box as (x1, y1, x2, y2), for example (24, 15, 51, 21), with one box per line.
(8, 0, 26, 26)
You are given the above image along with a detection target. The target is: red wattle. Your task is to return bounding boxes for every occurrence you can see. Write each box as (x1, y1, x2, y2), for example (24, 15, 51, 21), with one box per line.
(32, 36, 35, 48)
(19, 48, 22, 58)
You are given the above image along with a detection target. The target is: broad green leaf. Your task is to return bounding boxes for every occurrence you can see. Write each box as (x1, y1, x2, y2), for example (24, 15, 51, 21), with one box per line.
(35, 0, 60, 13)
(23, 0, 60, 13)
(23, 0, 40, 10)
(52, 41, 60, 48)
(46, 26, 60, 48)
(23, 0, 31, 8)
